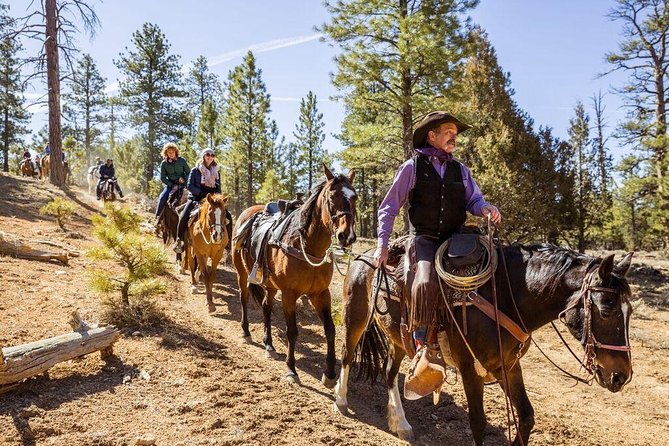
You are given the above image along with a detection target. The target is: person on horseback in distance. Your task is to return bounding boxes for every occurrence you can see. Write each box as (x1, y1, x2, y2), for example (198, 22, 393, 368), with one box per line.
(174, 148, 233, 254)
(155, 142, 190, 224)
(96, 158, 124, 200)
(373, 111, 501, 398)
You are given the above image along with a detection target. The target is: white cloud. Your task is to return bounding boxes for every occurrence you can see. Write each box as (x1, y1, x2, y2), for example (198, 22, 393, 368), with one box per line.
(207, 33, 323, 68)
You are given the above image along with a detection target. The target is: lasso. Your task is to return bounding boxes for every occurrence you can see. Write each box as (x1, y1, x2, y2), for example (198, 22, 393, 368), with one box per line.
(434, 234, 497, 291)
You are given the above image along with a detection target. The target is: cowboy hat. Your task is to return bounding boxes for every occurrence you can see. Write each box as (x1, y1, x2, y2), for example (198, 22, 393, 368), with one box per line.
(412, 111, 471, 148)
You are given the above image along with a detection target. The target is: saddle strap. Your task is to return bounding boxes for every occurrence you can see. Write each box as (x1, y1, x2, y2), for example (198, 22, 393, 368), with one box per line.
(273, 240, 330, 264)
(467, 291, 530, 343)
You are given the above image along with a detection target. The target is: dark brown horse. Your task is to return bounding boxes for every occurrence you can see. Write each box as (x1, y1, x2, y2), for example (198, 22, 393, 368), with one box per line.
(232, 165, 357, 386)
(334, 244, 633, 445)
(157, 186, 188, 269)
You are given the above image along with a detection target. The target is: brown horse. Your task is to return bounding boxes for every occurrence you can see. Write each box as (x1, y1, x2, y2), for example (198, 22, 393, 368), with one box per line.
(232, 165, 357, 386)
(157, 186, 188, 269)
(334, 244, 633, 445)
(183, 193, 230, 312)
(40, 155, 49, 180)
(19, 158, 38, 177)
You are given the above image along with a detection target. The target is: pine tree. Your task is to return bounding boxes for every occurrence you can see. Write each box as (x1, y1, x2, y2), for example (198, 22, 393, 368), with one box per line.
(107, 95, 122, 151)
(187, 55, 222, 129)
(293, 91, 326, 191)
(567, 102, 596, 252)
(63, 54, 107, 166)
(454, 28, 562, 243)
(0, 4, 30, 172)
(195, 98, 222, 152)
(115, 23, 187, 190)
(605, 0, 669, 249)
(221, 51, 272, 214)
(321, 0, 477, 161)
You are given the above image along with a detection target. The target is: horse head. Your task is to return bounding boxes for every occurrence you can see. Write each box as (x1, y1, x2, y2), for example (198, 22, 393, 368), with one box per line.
(560, 252, 634, 392)
(322, 164, 357, 247)
(203, 194, 229, 245)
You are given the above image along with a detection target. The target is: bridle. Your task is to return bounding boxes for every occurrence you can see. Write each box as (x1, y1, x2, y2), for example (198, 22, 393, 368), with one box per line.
(202, 203, 226, 246)
(558, 265, 632, 379)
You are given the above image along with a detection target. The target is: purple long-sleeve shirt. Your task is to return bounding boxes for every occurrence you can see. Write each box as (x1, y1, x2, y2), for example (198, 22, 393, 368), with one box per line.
(377, 148, 489, 248)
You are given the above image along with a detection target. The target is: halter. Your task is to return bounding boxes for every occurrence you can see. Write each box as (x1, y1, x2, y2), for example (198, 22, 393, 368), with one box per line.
(296, 180, 355, 267)
(201, 204, 226, 246)
(558, 265, 632, 378)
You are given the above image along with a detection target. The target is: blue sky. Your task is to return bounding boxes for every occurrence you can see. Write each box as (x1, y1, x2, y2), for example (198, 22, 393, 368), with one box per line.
(12, 0, 628, 160)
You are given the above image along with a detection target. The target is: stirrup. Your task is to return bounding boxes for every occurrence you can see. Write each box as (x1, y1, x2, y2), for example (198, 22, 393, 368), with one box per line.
(248, 263, 263, 285)
(174, 239, 184, 254)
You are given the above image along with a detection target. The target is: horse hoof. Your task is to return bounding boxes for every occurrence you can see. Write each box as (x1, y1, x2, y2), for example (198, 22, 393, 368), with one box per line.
(207, 304, 216, 313)
(321, 373, 337, 389)
(284, 372, 300, 385)
(190, 285, 197, 293)
(397, 428, 415, 442)
(265, 348, 279, 360)
(241, 335, 252, 344)
(333, 401, 349, 416)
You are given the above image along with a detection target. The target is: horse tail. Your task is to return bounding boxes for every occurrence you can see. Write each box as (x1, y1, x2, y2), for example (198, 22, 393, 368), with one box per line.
(352, 318, 389, 384)
(248, 283, 265, 307)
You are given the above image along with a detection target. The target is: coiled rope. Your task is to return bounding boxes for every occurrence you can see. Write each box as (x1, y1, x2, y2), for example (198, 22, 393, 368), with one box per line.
(434, 234, 497, 291)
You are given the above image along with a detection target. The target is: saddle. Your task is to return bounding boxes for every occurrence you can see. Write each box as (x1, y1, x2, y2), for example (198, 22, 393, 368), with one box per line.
(236, 197, 304, 285)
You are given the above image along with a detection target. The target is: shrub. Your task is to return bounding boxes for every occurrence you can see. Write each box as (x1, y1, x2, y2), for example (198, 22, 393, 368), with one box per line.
(39, 197, 78, 229)
(88, 204, 168, 327)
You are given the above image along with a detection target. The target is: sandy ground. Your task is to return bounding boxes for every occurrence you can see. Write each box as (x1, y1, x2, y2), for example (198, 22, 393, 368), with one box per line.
(0, 172, 668, 446)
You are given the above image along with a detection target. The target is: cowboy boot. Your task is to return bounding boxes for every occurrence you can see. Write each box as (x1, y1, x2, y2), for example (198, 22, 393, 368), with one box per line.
(403, 342, 448, 401)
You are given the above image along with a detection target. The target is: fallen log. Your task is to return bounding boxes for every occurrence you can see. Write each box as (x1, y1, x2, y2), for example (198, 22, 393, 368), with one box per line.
(0, 321, 120, 391)
(0, 231, 69, 265)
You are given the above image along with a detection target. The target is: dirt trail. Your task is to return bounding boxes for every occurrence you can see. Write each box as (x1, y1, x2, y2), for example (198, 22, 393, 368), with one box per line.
(1, 173, 668, 446)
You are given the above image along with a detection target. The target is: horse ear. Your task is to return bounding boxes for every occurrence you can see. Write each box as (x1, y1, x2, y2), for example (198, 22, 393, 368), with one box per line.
(347, 169, 355, 183)
(323, 163, 334, 181)
(221, 195, 229, 205)
(206, 193, 214, 205)
(613, 251, 634, 277)
(598, 254, 615, 281)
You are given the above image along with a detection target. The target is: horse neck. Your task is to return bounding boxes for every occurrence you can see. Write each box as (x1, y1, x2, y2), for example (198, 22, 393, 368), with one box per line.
(505, 251, 586, 333)
(198, 203, 212, 236)
(300, 193, 332, 257)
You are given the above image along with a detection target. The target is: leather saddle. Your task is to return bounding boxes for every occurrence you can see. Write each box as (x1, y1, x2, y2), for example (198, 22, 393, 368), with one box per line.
(237, 196, 304, 284)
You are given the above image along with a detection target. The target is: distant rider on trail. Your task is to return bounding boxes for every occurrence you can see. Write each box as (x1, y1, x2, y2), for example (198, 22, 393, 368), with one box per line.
(96, 158, 124, 200)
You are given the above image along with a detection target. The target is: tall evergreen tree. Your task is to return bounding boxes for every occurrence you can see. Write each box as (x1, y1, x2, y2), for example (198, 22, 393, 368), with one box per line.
(107, 95, 122, 151)
(454, 28, 562, 243)
(13, 0, 99, 186)
(115, 23, 186, 190)
(293, 91, 326, 191)
(221, 51, 272, 214)
(187, 56, 221, 112)
(0, 4, 29, 172)
(567, 102, 596, 252)
(195, 98, 222, 152)
(605, 0, 669, 248)
(321, 0, 477, 162)
(63, 54, 107, 166)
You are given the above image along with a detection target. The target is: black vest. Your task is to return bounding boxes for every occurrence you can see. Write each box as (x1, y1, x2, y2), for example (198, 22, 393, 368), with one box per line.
(408, 154, 467, 241)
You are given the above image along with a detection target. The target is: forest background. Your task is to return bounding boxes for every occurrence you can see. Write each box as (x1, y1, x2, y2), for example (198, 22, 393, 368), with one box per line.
(1, 0, 668, 253)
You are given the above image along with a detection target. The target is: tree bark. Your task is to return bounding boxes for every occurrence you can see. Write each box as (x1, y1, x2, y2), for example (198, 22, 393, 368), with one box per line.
(45, 0, 65, 187)
(0, 325, 120, 389)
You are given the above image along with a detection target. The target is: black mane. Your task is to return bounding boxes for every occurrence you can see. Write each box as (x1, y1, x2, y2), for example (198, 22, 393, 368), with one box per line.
(298, 174, 351, 236)
(518, 243, 591, 297)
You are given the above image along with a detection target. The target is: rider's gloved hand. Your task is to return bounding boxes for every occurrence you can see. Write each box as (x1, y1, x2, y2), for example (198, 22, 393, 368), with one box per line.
(373, 246, 388, 268)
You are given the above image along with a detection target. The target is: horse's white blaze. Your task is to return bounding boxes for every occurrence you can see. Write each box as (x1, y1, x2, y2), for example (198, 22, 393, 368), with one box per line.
(387, 376, 412, 435)
(214, 208, 222, 239)
(622, 299, 632, 360)
(342, 186, 356, 202)
(334, 365, 350, 411)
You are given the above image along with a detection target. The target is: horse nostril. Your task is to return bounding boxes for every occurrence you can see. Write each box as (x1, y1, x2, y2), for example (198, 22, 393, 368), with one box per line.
(337, 232, 346, 245)
(611, 372, 626, 388)
(349, 234, 357, 244)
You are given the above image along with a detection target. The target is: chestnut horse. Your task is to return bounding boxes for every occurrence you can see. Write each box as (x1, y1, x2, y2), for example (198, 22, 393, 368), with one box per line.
(183, 193, 230, 312)
(20, 158, 38, 177)
(40, 155, 49, 180)
(334, 244, 633, 445)
(232, 165, 357, 386)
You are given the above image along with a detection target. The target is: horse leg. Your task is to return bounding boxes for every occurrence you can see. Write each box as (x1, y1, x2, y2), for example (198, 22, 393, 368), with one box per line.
(205, 253, 223, 313)
(461, 364, 486, 446)
(281, 291, 300, 384)
(333, 291, 372, 415)
(233, 251, 253, 341)
(386, 343, 414, 441)
(262, 289, 278, 359)
(308, 289, 337, 388)
(499, 364, 534, 446)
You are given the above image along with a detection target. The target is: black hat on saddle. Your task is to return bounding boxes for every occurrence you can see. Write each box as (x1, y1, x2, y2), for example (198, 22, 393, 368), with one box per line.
(412, 111, 471, 148)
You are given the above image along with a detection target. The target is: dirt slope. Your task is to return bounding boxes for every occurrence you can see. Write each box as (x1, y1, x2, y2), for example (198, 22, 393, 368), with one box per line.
(0, 172, 668, 446)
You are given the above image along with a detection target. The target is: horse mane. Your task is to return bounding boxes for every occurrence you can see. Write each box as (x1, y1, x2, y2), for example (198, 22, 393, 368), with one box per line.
(520, 243, 590, 297)
(298, 174, 350, 236)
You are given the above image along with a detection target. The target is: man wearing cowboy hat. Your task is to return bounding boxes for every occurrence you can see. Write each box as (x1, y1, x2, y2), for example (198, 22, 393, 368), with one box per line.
(374, 111, 501, 399)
